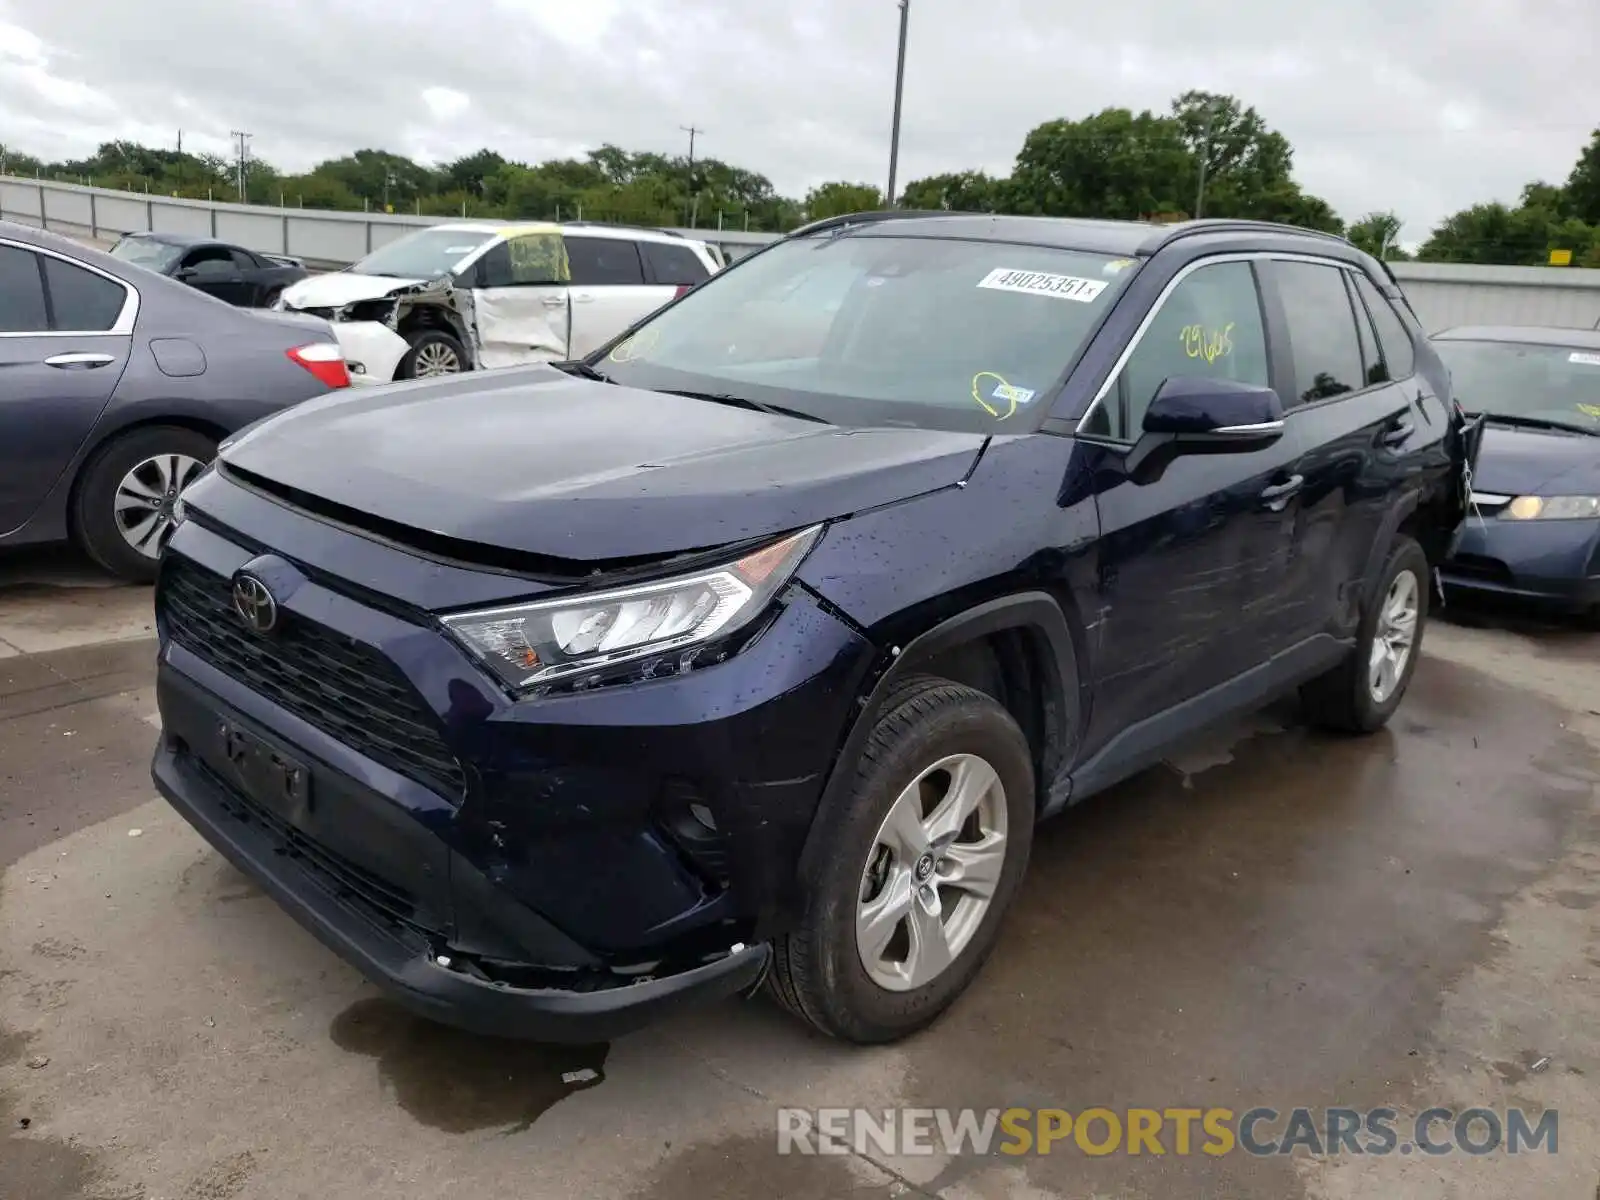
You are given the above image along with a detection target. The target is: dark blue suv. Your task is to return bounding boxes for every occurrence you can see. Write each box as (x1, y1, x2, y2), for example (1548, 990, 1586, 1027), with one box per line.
(152, 214, 1474, 1045)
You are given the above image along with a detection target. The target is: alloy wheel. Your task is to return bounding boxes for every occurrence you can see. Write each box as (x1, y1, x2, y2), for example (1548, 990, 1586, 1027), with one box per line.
(855, 752, 1009, 993)
(413, 342, 462, 376)
(1369, 568, 1420, 703)
(114, 453, 206, 559)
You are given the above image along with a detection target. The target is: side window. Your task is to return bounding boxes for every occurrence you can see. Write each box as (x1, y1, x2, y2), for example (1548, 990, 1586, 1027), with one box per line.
(42, 257, 125, 332)
(183, 246, 235, 272)
(0, 245, 49, 333)
(1275, 261, 1364, 403)
(566, 236, 646, 286)
(1089, 260, 1270, 440)
(640, 241, 710, 286)
(1345, 272, 1389, 386)
(1352, 274, 1417, 380)
(230, 249, 259, 271)
(475, 235, 569, 288)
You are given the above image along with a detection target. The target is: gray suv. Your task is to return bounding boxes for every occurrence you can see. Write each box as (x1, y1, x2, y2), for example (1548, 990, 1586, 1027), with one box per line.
(0, 222, 348, 580)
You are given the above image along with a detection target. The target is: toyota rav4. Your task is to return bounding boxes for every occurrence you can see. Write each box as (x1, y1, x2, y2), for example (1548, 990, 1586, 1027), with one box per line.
(152, 213, 1476, 1045)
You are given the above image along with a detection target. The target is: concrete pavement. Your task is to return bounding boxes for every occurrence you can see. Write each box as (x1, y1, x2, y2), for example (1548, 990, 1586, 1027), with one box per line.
(1, 549, 1597, 1199)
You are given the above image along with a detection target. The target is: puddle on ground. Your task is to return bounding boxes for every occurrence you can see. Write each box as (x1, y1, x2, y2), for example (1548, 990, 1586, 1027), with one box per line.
(627, 1131, 899, 1200)
(329, 997, 609, 1134)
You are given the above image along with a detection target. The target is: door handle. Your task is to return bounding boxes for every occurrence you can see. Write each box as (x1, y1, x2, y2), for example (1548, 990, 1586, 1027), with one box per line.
(1258, 474, 1304, 511)
(1379, 418, 1414, 447)
(572, 292, 596, 304)
(44, 352, 116, 369)
(541, 295, 567, 309)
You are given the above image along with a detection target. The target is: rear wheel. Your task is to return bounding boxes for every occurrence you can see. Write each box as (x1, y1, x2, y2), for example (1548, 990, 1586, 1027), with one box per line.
(1302, 536, 1429, 733)
(398, 329, 467, 379)
(769, 676, 1034, 1043)
(74, 425, 215, 582)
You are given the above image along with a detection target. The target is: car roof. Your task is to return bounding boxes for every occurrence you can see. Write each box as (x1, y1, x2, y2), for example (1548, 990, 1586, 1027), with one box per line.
(789, 211, 1363, 261)
(123, 231, 216, 247)
(1433, 324, 1600, 349)
(417, 220, 690, 246)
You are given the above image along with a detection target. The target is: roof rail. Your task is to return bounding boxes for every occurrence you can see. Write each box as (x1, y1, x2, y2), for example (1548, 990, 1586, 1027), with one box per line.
(559, 220, 684, 239)
(787, 209, 953, 239)
(1139, 218, 1354, 255)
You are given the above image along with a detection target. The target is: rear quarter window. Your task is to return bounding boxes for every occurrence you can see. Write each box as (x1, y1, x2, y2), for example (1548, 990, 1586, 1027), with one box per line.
(566, 237, 646, 286)
(43, 257, 125, 332)
(641, 241, 711, 286)
(1352, 274, 1417, 380)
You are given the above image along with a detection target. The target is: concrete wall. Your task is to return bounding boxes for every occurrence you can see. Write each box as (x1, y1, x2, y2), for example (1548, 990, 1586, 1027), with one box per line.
(6, 176, 1600, 332)
(0, 175, 777, 269)
(1385, 261, 1600, 334)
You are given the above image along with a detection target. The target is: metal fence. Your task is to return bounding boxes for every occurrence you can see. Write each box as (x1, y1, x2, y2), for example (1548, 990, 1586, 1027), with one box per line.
(0, 175, 779, 269)
(6, 175, 1600, 332)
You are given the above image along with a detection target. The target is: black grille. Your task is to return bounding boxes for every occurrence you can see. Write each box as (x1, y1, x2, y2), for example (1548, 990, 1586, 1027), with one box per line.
(197, 760, 442, 939)
(161, 556, 467, 802)
(1446, 553, 1514, 585)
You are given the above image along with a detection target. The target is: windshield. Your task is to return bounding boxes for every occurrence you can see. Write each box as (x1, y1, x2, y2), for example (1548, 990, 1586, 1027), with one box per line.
(110, 238, 182, 273)
(1433, 338, 1600, 433)
(593, 233, 1139, 431)
(350, 228, 497, 279)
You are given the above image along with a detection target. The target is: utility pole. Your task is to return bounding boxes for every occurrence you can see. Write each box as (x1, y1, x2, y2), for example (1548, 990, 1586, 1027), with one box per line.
(680, 124, 703, 227)
(230, 130, 252, 203)
(1193, 102, 1218, 219)
(885, 0, 910, 207)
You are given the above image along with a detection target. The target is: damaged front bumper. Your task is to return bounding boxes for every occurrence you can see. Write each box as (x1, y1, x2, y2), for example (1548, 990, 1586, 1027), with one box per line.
(326, 320, 411, 386)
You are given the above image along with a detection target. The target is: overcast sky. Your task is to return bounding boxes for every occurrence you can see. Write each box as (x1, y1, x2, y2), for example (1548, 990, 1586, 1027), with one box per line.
(1, 0, 1595, 241)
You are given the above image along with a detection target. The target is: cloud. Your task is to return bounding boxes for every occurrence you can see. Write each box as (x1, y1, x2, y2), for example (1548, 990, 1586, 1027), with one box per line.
(0, 0, 1595, 241)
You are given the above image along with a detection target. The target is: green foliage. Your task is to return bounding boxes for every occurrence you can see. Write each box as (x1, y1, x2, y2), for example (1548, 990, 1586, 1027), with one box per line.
(12, 94, 1593, 264)
(803, 181, 883, 220)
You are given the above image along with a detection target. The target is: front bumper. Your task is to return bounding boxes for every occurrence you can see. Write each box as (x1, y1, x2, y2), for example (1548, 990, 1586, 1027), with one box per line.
(150, 507, 875, 1037)
(323, 319, 409, 385)
(153, 729, 769, 1041)
(1441, 513, 1600, 609)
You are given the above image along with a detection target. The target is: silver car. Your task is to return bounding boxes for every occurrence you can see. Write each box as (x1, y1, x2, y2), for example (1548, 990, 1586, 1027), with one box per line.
(0, 221, 349, 581)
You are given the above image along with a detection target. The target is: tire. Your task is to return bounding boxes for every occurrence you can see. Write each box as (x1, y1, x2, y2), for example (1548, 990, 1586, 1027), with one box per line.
(397, 329, 468, 379)
(1301, 535, 1430, 733)
(73, 425, 216, 583)
(769, 675, 1035, 1044)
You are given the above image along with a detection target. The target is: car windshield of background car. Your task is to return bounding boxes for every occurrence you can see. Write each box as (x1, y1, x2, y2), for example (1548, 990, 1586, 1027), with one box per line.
(110, 239, 182, 273)
(1434, 339, 1600, 433)
(596, 234, 1139, 432)
(350, 229, 497, 279)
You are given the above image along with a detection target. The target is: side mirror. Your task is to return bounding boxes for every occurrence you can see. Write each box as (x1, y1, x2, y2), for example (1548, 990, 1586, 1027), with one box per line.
(1142, 376, 1285, 446)
(1126, 377, 1286, 483)
(174, 267, 197, 280)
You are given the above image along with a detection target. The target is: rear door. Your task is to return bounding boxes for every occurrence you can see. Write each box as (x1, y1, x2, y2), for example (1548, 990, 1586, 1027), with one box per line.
(1084, 257, 1307, 741)
(565, 236, 666, 358)
(467, 231, 572, 368)
(0, 241, 133, 535)
(1266, 259, 1419, 638)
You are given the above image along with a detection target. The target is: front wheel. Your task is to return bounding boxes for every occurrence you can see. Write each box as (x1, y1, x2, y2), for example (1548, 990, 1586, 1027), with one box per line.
(398, 329, 468, 379)
(769, 676, 1034, 1044)
(1302, 535, 1430, 733)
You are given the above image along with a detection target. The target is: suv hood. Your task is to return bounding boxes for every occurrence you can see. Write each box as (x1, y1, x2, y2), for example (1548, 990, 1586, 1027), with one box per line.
(281, 271, 431, 310)
(218, 368, 987, 563)
(1473, 423, 1600, 496)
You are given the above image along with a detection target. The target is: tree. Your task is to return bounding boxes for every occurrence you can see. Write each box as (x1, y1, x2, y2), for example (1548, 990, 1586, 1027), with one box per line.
(898, 170, 1001, 212)
(1347, 212, 1408, 260)
(1418, 203, 1550, 265)
(278, 173, 361, 211)
(1006, 107, 1190, 220)
(312, 149, 437, 207)
(442, 149, 506, 197)
(803, 182, 882, 220)
(1564, 129, 1600, 224)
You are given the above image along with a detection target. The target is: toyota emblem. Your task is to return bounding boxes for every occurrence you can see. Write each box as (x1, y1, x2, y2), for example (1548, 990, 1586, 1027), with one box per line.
(231, 573, 279, 634)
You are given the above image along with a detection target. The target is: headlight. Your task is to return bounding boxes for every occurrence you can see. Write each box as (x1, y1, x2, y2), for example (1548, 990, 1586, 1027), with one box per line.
(1504, 495, 1600, 520)
(441, 525, 822, 692)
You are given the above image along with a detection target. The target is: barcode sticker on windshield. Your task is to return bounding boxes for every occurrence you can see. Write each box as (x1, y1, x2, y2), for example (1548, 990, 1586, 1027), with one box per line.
(1568, 351, 1600, 366)
(978, 268, 1107, 303)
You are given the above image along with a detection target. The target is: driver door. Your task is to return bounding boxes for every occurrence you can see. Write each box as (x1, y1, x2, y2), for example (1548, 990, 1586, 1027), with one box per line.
(1084, 258, 1306, 747)
(467, 232, 571, 369)
(178, 246, 250, 306)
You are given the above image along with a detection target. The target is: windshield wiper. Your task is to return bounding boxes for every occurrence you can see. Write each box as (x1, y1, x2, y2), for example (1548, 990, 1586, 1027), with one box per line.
(552, 360, 615, 383)
(656, 389, 829, 424)
(1470, 411, 1599, 436)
